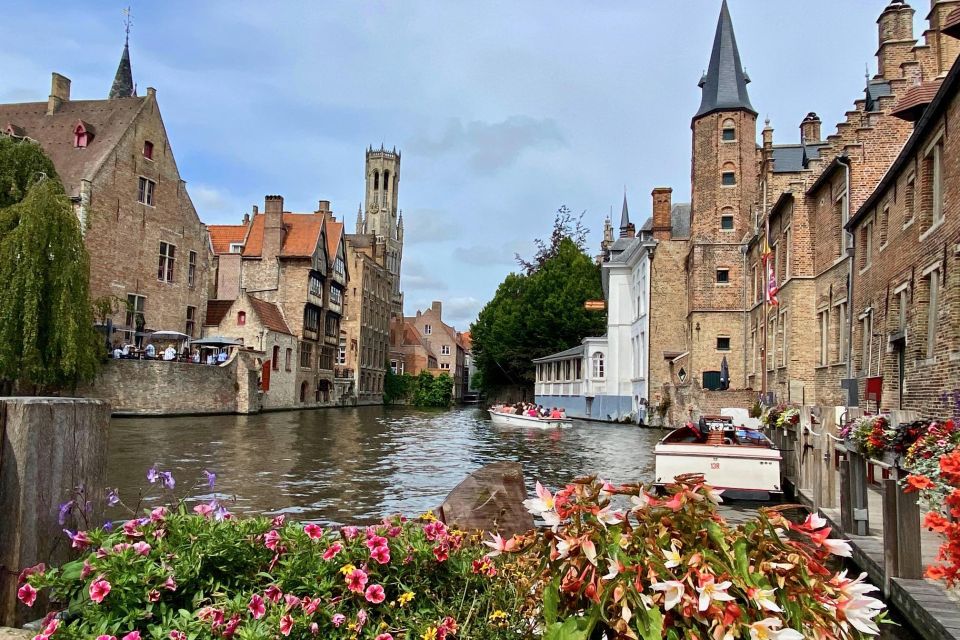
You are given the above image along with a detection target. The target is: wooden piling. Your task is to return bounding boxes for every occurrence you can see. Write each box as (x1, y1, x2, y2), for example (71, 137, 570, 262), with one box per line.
(882, 478, 900, 596)
(840, 456, 854, 533)
(895, 466, 923, 580)
(849, 450, 870, 536)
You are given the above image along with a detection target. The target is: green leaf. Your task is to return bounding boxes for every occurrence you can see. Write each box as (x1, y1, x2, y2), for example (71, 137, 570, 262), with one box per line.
(543, 577, 560, 626)
(59, 559, 84, 582)
(635, 606, 664, 640)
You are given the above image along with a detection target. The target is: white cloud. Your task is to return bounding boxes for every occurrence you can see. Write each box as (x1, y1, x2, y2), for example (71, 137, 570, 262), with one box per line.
(190, 184, 232, 214)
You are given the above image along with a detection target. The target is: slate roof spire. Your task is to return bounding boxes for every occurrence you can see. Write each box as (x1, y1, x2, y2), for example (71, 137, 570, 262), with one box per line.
(694, 0, 755, 119)
(619, 191, 630, 231)
(109, 8, 136, 99)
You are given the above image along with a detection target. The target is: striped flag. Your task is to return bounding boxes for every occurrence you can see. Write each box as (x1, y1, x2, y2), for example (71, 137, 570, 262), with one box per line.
(767, 259, 779, 306)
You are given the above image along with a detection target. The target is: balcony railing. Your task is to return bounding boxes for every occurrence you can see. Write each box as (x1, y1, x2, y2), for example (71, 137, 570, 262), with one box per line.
(534, 381, 583, 397)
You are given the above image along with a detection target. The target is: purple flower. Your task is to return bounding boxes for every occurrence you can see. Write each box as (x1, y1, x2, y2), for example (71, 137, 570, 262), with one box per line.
(203, 469, 216, 490)
(58, 500, 74, 525)
(214, 505, 231, 522)
(147, 467, 159, 484)
(159, 471, 175, 490)
(103, 521, 114, 532)
(106, 489, 120, 507)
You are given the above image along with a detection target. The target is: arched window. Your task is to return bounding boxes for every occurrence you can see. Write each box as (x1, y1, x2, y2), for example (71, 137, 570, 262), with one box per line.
(285, 348, 292, 371)
(721, 162, 737, 186)
(300, 381, 308, 402)
(721, 118, 736, 141)
(237, 311, 246, 326)
(373, 170, 380, 190)
(591, 352, 605, 378)
(383, 170, 390, 192)
(272, 345, 280, 371)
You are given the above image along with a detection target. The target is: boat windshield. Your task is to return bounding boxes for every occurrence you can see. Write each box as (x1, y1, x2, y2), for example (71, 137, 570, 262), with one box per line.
(663, 423, 774, 448)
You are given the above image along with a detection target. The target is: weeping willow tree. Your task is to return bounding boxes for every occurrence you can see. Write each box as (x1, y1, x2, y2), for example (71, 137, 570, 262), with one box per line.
(0, 137, 99, 392)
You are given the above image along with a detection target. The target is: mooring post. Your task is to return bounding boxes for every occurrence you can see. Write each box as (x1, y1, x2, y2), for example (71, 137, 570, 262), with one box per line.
(881, 478, 900, 597)
(895, 466, 923, 579)
(840, 454, 854, 533)
(849, 450, 870, 536)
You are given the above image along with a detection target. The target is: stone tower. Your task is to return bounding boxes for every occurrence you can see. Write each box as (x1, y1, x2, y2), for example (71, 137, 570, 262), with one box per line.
(363, 145, 403, 316)
(686, 0, 758, 389)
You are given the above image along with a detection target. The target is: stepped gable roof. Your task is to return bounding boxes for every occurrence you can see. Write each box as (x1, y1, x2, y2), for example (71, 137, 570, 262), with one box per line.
(325, 219, 344, 262)
(241, 212, 325, 258)
(208, 224, 248, 255)
(695, 0, 755, 119)
(850, 50, 960, 228)
(204, 300, 234, 326)
(891, 80, 944, 122)
(0, 96, 146, 197)
(248, 296, 292, 335)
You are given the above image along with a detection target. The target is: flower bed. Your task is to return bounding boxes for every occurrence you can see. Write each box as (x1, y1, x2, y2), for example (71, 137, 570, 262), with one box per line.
(18, 471, 888, 639)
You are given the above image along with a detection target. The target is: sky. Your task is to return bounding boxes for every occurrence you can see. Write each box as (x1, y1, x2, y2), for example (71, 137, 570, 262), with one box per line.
(1, 1, 910, 329)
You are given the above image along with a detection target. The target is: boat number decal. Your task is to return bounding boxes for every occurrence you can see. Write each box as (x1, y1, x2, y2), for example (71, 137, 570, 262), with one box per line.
(710, 462, 720, 470)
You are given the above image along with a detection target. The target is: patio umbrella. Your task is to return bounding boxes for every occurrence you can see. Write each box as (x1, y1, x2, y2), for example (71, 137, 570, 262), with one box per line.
(148, 330, 191, 340)
(719, 355, 729, 391)
(188, 336, 242, 347)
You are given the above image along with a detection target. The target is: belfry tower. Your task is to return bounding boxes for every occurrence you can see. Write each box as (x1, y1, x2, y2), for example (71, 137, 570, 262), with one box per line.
(360, 145, 403, 316)
(686, 0, 758, 389)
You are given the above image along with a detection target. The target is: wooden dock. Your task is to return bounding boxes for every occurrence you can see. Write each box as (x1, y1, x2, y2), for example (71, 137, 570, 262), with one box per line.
(774, 407, 960, 639)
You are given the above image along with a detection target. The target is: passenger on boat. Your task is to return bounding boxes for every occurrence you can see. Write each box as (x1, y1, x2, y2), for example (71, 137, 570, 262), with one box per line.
(549, 407, 562, 419)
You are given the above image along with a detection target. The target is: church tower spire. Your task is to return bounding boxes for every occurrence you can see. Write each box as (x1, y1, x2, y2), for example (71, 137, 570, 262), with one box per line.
(694, 0, 754, 119)
(109, 8, 136, 99)
(619, 192, 632, 238)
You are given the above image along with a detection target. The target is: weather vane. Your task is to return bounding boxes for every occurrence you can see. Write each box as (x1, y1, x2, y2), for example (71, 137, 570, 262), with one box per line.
(122, 6, 133, 44)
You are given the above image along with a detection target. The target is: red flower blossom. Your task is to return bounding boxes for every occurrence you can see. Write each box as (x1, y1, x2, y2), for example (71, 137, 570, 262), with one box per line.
(905, 475, 937, 492)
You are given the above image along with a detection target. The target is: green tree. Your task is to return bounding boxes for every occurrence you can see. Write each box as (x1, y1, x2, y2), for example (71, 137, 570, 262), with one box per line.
(471, 212, 605, 396)
(409, 371, 453, 408)
(0, 137, 99, 392)
(383, 367, 413, 405)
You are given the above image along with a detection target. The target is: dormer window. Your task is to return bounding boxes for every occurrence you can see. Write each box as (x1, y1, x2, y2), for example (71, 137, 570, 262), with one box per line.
(73, 121, 94, 148)
(237, 311, 246, 326)
(143, 140, 154, 160)
(229, 242, 244, 254)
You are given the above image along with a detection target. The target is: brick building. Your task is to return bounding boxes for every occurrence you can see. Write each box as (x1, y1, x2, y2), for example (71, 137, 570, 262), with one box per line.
(0, 40, 211, 343)
(357, 146, 404, 317)
(341, 232, 392, 404)
(208, 196, 349, 406)
(846, 8, 960, 418)
(404, 302, 465, 401)
(649, 0, 960, 417)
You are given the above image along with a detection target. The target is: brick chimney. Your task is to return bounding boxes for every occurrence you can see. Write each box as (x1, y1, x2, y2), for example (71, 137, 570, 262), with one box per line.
(431, 301, 442, 318)
(800, 112, 822, 144)
(317, 200, 330, 212)
(651, 187, 673, 240)
(47, 73, 70, 116)
(877, 0, 916, 79)
(263, 195, 284, 260)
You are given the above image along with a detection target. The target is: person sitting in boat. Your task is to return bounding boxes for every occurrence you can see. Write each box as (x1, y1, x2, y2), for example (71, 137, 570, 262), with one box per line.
(526, 407, 538, 417)
(549, 407, 562, 419)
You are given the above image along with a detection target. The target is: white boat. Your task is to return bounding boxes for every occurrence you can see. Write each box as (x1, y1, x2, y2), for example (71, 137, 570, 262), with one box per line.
(488, 410, 571, 429)
(654, 415, 782, 500)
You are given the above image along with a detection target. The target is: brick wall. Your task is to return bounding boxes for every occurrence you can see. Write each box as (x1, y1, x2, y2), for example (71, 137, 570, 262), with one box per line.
(85, 93, 212, 341)
(648, 238, 688, 403)
(78, 353, 260, 416)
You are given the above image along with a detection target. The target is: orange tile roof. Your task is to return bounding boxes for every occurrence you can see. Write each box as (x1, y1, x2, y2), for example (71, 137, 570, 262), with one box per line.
(241, 212, 325, 258)
(325, 220, 343, 264)
(891, 80, 943, 122)
(460, 331, 472, 350)
(208, 225, 248, 255)
(248, 296, 293, 335)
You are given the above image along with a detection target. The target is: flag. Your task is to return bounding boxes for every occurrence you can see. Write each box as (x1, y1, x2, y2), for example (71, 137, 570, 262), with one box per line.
(767, 259, 779, 306)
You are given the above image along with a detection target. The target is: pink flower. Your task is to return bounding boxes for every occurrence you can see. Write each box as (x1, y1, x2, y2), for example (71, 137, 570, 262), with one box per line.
(148, 590, 160, 602)
(121, 632, 141, 640)
(150, 507, 168, 522)
(279, 614, 294, 637)
(169, 632, 186, 640)
(112, 543, 133, 554)
(272, 514, 286, 528)
(248, 594, 266, 619)
(322, 542, 343, 560)
(38, 618, 59, 638)
(366, 535, 388, 550)
(345, 568, 368, 593)
(375, 635, 394, 640)
(304, 524, 323, 540)
(265, 585, 283, 603)
(433, 543, 449, 562)
(17, 583, 37, 607)
(68, 530, 91, 550)
(309, 622, 319, 635)
(364, 584, 386, 604)
(163, 576, 177, 591)
(133, 542, 151, 556)
(265, 530, 281, 551)
(342, 525, 359, 539)
(302, 597, 320, 615)
(80, 560, 94, 579)
(122, 520, 143, 538)
(89, 578, 111, 603)
(96, 635, 117, 640)
(356, 609, 368, 628)
(284, 593, 301, 609)
(331, 613, 346, 627)
(423, 521, 447, 541)
(370, 545, 391, 565)
(193, 503, 215, 517)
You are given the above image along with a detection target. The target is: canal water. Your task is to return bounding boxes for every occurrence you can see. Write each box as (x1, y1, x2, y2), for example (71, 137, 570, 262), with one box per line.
(108, 405, 918, 638)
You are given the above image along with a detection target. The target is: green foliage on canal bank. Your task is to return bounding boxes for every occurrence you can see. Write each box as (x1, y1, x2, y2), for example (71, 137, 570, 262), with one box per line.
(383, 369, 454, 407)
(471, 208, 605, 395)
(0, 136, 100, 393)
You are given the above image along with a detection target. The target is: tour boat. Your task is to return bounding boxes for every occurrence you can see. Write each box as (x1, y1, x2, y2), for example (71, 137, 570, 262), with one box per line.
(654, 415, 782, 500)
(488, 410, 571, 429)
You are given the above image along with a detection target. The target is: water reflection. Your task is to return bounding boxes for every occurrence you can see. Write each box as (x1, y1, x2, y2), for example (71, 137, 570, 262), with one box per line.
(108, 406, 662, 525)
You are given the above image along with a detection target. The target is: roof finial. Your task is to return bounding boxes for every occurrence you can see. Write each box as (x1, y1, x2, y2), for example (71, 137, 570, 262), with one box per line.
(694, 0, 755, 119)
(108, 9, 136, 99)
(122, 6, 132, 46)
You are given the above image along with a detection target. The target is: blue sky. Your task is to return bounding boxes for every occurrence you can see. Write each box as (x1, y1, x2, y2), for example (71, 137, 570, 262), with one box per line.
(2, 1, 904, 328)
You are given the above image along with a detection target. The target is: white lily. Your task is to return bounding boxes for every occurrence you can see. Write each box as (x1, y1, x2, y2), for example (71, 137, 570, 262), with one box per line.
(662, 541, 682, 569)
(556, 538, 571, 559)
(522, 481, 555, 515)
(804, 512, 827, 530)
(541, 510, 561, 531)
(630, 492, 652, 511)
(750, 587, 782, 613)
(823, 537, 853, 557)
(749, 618, 804, 640)
(707, 488, 724, 504)
(602, 559, 621, 581)
(832, 571, 879, 600)
(840, 595, 885, 635)
(650, 579, 685, 611)
(596, 506, 623, 528)
(696, 578, 735, 612)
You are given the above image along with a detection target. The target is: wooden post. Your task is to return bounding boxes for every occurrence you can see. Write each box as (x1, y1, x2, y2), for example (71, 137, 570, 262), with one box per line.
(895, 466, 923, 579)
(0, 398, 111, 627)
(820, 406, 838, 509)
(849, 450, 870, 536)
(882, 478, 900, 596)
(840, 456, 854, 533)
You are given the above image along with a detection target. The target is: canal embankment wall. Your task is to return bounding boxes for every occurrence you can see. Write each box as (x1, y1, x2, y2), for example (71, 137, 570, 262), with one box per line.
(77, 354, 260, 416)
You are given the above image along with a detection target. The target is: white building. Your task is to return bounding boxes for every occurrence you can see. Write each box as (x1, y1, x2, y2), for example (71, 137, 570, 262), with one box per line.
(534, 196, 655, 422)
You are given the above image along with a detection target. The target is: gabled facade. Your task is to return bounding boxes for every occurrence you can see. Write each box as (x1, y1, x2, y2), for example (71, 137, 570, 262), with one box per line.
(404, 302, 465, 400)
(0, 52, 212, 344)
